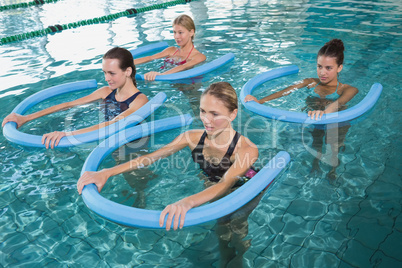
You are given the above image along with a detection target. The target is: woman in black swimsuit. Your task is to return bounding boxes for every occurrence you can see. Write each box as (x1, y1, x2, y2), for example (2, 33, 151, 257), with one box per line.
(77, 82, 259, 227)
(78, 81, 262, 266)
(2, 47, 148, 149)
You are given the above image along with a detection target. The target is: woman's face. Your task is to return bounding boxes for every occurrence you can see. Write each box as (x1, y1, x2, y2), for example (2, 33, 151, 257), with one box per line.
(316, 56, 343, 84)
(199, 94, 237, 136)
(173, 24, 194, 47)
(102, 58, 130, 89)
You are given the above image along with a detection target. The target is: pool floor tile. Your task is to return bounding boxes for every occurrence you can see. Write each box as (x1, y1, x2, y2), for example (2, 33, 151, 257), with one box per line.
(338, 239, 375, 268)
(378, 229, 402, 261)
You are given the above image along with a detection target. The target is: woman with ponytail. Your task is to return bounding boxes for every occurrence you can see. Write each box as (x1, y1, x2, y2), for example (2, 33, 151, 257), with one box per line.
(244, 39, 358, 179)
(2, 47, 148, 149)
(244, 39, 358, 120)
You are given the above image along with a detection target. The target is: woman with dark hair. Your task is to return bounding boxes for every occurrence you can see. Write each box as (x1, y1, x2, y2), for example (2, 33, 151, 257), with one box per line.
(134, 14, 206, 81)
(244, 39, 358, 120)
(244, 39, 359, 179)
(2, 47, 148, 149)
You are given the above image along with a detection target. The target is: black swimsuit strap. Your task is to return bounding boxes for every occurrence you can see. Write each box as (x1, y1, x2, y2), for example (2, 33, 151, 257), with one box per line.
(225, 132, 240, 157)
(103, 90, 143, 122)
(108, 90, 142, 104)
(195, 131, 240, 158)
(105, 89, 115, 100)
(196, 131, 208, 147)
(123, 91, 142, 105)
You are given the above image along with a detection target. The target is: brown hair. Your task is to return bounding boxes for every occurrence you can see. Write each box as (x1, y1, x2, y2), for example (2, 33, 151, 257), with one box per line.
(317, 39, 345, 66)
(103, 47, 137, 87)
(173, 14, 196, 41)
(202, 82, 238, 112)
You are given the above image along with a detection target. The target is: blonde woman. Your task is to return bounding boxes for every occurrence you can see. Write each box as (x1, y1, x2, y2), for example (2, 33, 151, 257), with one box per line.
(134, 15, 206, 81)
(77, 82, 259, 230)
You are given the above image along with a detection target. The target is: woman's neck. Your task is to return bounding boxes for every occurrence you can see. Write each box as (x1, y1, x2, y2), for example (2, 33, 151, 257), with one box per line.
(179, 41, 194, 52)
(116, 79, 138, 96)
(320, 78, 338, 89)
(207, 127, 236, 147)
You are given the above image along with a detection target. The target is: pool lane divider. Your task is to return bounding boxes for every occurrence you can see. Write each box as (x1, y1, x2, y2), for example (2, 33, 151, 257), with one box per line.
(0, 0, 195, 45)
(130, 42, 235, 81)
(0, 0, 58, 11)
(80, 114, 290, 228)
(2, 80, 167, 147)
(240, 65, 383, 125)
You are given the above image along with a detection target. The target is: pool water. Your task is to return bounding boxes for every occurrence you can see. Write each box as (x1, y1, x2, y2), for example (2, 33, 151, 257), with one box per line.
(1, 0, 401, 267)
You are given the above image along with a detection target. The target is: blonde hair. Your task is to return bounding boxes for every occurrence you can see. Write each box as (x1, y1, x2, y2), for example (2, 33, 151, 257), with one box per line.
(202, 82, 238, 112)
(173, 14, 196, 41)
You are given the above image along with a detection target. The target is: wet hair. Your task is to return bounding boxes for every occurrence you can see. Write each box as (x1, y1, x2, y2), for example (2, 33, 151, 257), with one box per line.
(202, 82, 238, 112)
(317, 39, 345, 66)
(103, 47, 137, 87)
(173, 14, 196, 41)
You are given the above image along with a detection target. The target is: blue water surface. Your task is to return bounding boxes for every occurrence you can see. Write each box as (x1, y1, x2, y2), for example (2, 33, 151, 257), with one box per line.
(0, 0, 401, 267)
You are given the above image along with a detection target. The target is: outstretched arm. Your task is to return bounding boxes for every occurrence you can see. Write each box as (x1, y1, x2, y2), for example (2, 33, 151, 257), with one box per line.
(134, 47, 176, 65)
(77, 131, 195, 194)
(159, 138, 259, 230)
(2, 86, 107, 128)
(41, 92, 148, 149)
(244, 78, 315, 104)
(72, 93, 148, 135)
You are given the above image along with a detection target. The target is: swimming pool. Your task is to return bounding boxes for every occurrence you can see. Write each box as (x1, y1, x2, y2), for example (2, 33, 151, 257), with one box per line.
(1, 0, 401, 267)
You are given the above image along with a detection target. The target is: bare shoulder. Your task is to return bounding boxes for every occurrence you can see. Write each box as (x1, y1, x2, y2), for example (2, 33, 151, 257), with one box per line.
(192, 50, 206, 62)
(127, 92, 149, 110)
(340, 83, 359, 96)
(183, 129, 204, 149)
(237, 135, 258, 156)
(166, 46, 179, 56)
(186, 129, 204, 139)
(96, 86, 113, 99)
(136, 92, 149, 102)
